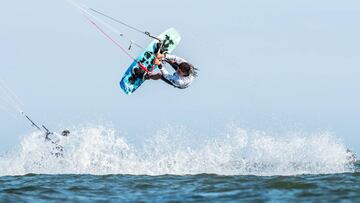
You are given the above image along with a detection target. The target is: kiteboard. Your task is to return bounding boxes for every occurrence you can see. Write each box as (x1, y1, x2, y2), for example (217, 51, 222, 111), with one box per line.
(119, 28, 181, 95)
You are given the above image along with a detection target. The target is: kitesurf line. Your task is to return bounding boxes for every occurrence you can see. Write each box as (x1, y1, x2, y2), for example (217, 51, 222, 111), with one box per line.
(0, 82, 20, 119)
(0, 104, 16, 119)
(22, 111, 53, 140)
(88, 8, 161, 42)
(85, 16, 137, 61)
(84, 16, 151, 74)
(0, 79, 24, 107)
(0, 78, 52, 136)
(22, 112, 42, 132)
(66, 0, 153, 74)
(0, 78, 24, 115)
(66, 0, 143, 50)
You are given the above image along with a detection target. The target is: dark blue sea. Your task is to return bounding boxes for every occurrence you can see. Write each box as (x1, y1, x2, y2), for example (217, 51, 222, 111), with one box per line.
(0, 126, 359, 202)
(1, 167, 359, 202)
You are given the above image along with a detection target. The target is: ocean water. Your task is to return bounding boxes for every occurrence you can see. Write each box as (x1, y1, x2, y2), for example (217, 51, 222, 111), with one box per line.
(0, 125, 358, 202)
(1, 171, 359, 202)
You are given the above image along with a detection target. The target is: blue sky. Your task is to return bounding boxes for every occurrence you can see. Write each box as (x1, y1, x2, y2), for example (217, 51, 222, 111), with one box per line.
(1, 0, 359, 154)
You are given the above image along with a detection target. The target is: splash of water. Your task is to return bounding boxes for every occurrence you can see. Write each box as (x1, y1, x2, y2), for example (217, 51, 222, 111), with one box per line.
(0, 125, 355, 176)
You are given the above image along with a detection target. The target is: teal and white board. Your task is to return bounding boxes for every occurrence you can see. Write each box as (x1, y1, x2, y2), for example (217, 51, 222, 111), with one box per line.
(119, 28, 181, 95)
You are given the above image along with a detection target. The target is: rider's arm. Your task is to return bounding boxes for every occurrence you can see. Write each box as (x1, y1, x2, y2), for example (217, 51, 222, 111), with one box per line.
(164, 54, 187, 64)
(157, 53, 187, 64)
(159, 66, 191, 88)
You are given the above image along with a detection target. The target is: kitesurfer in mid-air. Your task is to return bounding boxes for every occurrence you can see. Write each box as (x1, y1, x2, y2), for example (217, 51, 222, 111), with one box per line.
(146, 53, 198, 89)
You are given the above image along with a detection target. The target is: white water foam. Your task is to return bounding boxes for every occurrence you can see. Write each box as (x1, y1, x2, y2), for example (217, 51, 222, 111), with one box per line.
(0, 125, 355, 176)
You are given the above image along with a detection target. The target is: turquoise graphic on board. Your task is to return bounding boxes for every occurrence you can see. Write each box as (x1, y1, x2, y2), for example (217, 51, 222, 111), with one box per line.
(119, 28, 181, 95)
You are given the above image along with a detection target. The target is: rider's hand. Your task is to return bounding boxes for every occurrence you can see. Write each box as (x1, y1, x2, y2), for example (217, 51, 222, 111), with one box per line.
(153, 57, 162, 66)
(156, 53, 164, 59)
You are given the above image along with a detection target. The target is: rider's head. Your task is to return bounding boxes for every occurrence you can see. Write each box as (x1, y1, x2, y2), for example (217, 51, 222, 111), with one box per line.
(177, 62, 191, 76)
(177, 62, 198, 77)
(61, 130, 70, 136)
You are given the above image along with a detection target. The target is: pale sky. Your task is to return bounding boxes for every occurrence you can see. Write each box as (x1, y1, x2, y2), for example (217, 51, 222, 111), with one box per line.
(1, 0, 359, 154)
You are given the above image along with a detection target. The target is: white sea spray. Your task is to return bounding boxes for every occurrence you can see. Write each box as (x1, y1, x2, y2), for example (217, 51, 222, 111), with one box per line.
(0, 125, 355, 176)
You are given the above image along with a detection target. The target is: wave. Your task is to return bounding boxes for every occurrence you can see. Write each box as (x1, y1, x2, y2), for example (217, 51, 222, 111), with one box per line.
(0, 125, 356, 176)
